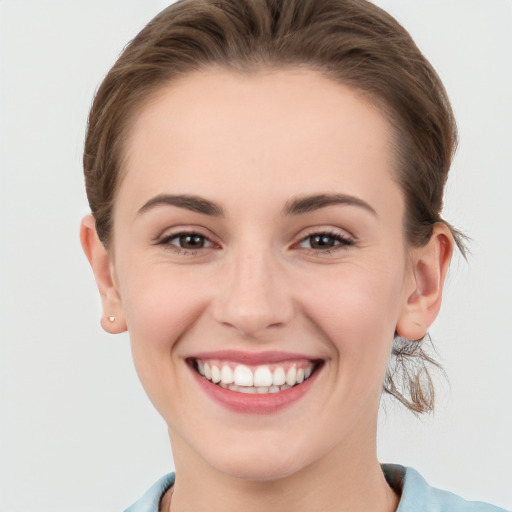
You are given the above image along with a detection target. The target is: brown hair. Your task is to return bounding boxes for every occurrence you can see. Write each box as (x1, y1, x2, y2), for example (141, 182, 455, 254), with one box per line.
(84, 0, 463, 413)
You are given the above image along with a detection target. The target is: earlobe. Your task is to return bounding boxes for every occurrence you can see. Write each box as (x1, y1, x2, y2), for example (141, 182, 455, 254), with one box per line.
(80, 215, 127, 334)
(396, 223, 454, 341)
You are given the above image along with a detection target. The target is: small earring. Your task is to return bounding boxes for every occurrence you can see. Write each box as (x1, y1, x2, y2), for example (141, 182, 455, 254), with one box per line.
(108, 316, 116, 323)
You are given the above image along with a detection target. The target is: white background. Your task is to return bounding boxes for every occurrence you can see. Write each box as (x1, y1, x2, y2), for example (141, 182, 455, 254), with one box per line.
(0, 1, 511, 510)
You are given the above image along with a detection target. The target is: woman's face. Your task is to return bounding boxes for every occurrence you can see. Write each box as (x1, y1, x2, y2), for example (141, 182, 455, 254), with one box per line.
(105, 69, 420, 480)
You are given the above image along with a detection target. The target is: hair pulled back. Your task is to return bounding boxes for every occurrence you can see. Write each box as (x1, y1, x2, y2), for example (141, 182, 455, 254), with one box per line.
(84, 0, 462, 413)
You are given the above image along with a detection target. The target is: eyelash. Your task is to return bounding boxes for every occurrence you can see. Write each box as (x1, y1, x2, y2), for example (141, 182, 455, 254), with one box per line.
(296, 230, 354, 254)
(157, 231, 216, 255)
(157, 229, 354, 255)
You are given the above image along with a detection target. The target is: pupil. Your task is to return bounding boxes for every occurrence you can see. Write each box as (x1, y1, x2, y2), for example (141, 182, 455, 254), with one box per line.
(312, 235, 335, 248)
(180, 235, 204, 249)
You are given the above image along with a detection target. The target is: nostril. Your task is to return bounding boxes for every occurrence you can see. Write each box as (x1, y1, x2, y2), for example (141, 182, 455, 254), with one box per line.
(210, 256, 295, 334)
(212, 299, 295, 336)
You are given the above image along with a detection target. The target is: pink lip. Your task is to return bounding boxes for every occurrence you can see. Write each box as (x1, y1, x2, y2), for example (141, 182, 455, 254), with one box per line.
(188, 356, 322, 415)
(187, 349, 318, 365)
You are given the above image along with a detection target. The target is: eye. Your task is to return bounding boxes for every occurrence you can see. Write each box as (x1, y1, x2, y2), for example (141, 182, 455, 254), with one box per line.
(159, 231, 214, 251)
(298, 231, 353, 251)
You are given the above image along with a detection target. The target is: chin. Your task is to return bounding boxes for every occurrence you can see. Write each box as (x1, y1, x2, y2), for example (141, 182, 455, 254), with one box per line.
(216, 459, 305, 482)
(203, 438, 314, 482)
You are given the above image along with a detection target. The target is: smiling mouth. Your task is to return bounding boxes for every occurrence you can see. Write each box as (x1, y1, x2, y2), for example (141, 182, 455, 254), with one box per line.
(189, 358, 321, 394)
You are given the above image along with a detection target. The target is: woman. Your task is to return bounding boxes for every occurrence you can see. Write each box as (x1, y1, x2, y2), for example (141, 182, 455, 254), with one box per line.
(80, 0, 508, 510)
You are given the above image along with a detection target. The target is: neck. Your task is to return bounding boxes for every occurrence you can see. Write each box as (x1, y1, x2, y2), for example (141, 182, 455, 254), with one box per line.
(166, 432, 399, 512)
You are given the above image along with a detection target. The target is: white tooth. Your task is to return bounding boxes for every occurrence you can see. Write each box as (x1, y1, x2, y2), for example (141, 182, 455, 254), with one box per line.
(238, 386, 257, 394)
(233, 364, 253, 387)
(219, 382, 228, 388)
(269, 385, 280, 393)
(253, 366, 273, 387)
(281, 384, 291, 391)
(228, 384, 240, 392)
(204, 363, 212, 380)
(272, 366, 286, 386)
(304, 366, 312, 379)
(211, 365, 221, 383)
(296, 368, 305, 384)
(285, 365, 297, 386)
(257, 387, 270, 394)
(197, 360, 205, 375)
(220, 365, 234, 384)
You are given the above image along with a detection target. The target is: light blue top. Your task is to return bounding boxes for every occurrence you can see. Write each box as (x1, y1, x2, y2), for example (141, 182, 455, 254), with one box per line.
(124, 464, 508, 512)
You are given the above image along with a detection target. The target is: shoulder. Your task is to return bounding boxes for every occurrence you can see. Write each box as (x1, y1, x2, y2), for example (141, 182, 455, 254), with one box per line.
(382, 464, 509, 512)
(123, 473, 175, 512)
(122, 468, 508, 512)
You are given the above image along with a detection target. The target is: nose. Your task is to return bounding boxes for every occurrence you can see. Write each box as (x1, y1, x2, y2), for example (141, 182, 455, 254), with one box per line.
(212, 250, 295, 337)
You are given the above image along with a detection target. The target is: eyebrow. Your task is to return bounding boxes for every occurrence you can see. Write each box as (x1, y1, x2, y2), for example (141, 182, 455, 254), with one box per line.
(137, 192, 376, 218)
(282, 193, 377, 216)
(138, 194, 225, 216)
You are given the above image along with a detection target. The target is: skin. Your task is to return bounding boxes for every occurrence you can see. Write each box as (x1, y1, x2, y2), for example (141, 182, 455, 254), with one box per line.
(81, 68, 453, 512)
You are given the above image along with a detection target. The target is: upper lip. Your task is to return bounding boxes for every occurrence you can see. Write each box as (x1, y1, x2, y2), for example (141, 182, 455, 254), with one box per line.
(186, 350, 321, 365)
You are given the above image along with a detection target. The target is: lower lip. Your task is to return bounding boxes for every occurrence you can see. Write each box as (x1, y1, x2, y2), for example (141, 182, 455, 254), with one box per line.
(191, 365, 320, 414)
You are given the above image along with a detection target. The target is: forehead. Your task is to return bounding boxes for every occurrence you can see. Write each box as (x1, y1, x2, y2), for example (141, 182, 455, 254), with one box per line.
(120, 68, 400, 213)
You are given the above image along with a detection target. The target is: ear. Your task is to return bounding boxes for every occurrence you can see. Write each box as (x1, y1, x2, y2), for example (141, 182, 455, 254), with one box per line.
(396, 223, 454, 341)
(80, 215, 127, 334)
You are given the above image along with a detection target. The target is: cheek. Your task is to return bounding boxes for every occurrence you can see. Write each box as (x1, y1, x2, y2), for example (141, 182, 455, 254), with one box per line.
(117, 267, 215, 423)
(299, 261, 405, 369)
(116, 261, 209, 385)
